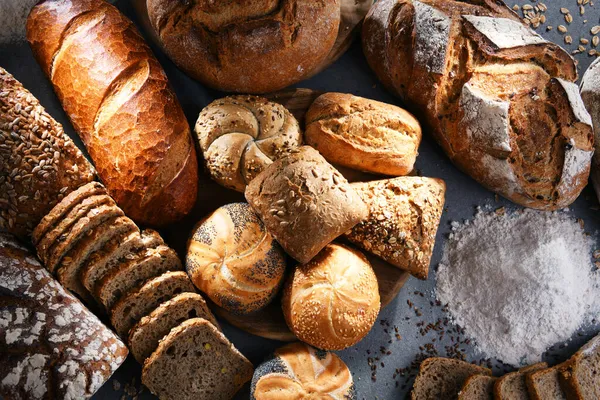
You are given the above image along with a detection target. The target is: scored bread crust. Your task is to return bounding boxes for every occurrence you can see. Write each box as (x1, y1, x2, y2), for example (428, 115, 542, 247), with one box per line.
(305, 92, 422, 176)
(26, 0, 198, 226)
(362, 0, 593, 210)
(581, 58, 600, 204)
(146, 0, 341, 93)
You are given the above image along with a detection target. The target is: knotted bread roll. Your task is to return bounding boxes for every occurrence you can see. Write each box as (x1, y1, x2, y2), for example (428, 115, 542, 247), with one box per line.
(195, 96, 303, 192)
(282, 243, 380, 350)
(186, 203, 287, 315)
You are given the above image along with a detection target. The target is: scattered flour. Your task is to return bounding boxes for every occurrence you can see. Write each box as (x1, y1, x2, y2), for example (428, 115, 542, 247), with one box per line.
(0, 0, 40, 44)
(437, 208, 600, 367)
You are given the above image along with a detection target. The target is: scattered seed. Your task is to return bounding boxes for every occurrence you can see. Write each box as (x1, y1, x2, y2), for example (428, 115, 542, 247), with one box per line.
(565, 35, 573, 44)
(558, 25, 568, 33)
(592, 26, 600, 35)
(565, 14, 573, 24)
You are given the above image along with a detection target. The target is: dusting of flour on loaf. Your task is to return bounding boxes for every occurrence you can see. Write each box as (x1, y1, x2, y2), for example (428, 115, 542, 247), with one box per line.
(437, 208, 600, 367)
(0, 0, 42, 43)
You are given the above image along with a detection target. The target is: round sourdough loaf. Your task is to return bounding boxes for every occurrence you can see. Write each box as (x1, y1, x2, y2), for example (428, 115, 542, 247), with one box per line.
(146, 0, 341, 93)
(195, 96, 303, 192)
(186, 203, 286, 315)
(362, 0, 593, 210)
(251, 342, 356, 399)
(282, 243, 380, 350)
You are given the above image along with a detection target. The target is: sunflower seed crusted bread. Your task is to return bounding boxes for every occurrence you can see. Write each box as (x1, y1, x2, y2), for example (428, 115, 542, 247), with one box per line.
(559, 334, 600, 399)
(0, 233, 127, 399)
(527, 365, 568, 400)
(411, 357, 492, 400)
(128, 293, 219, 363)
(142, 318, 254, 400)
(458, 375, 497, 400)
(494, 362, 548, 400)
(0, 68, 95, 239)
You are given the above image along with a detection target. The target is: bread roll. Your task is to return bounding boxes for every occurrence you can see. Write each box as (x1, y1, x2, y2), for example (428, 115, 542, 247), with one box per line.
(305, 92, 422, 175)
(346, 177, 446, 280)
(251, 342, 355, 399)
(195, 96, 303, 192)
(580, 57, 600, 203)
(245, 146, 368, 264)
(27, 0, 198, 226)
(282, 243, 380, 350)
(362, 0, 593, 210)
(186, 203, 287, 315)
(146, 0, 341, 93)
(0, 67, 95, 238)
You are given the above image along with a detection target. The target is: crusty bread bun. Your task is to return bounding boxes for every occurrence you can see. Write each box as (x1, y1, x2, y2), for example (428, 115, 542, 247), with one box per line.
(282, 243, 380, 350)
(146, 0, 341, 93)
(305, 92, 422, 176)
(195, 96, 303, 192)
(186, 203, 287, 315)
(245, 146, 368, 264)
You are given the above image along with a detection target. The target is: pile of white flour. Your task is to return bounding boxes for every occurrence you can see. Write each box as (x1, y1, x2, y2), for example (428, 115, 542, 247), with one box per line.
(437, 208, 600, 367)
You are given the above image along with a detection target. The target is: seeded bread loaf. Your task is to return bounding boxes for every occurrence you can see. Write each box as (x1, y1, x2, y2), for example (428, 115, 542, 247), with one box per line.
(27, 0, 198, 226)
(458, 375, 497, 400)
(0, 233, 128, 399)
(527, 364, 568, 400)
(251, 342, 355, 399)
(245, 146, 368, 264)
(186, 203, 287, 315)
(363, 0, 593, 210)
(195, 96, 303, 192)
(345, 177, 446, 279)
(411, 357, 492, 400)
(305, 92, 422, 176)
(494, 362, 548, 400)
(559, 334, 600, 399)
(128, 293, 218, 363)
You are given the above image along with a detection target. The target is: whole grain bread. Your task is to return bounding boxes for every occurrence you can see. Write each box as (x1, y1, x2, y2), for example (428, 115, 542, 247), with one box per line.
(559, 334, 600, 399)
(245, 146, 368, 264)
(494, 362, 548, 400)
(458, 375, 497, 400)
(527, 365, 568, 400)
(411, 357, 492, 400)
(110, 271, 196, 337)
(142, 318, 254, 400)
(128, 293, 218, 363)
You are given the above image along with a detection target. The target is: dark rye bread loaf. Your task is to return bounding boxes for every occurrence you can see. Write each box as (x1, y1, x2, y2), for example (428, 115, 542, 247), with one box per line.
(494, 362, 548, 400)
(458, 375, 497, 400)
(559, 334, 600, 399)
(0, 233, 127, 399)
(110, 271, 196, 337)
(527, 365, 568, 400)
(81, 229, 162, 295)
(128, 293, 219, 363)
(411, 358, 492, 400)
(96, 245, 183, 310)
(142, 318, 254, 400)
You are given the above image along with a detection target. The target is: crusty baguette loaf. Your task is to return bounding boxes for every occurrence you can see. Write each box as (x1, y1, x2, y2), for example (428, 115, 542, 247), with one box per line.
(362, 0, 593, 210)
(0, 67, 95, 238)
(26, 0, 198, 226)
(0, 233, 128, 399)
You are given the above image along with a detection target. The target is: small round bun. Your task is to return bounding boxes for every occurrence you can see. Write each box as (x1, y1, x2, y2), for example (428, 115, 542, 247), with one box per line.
(251, 342, 356, 400)
(282, 243, 380, 350)
(186, 203, 287, 315)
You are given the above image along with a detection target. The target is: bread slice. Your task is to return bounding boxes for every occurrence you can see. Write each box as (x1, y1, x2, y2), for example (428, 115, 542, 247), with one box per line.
(128, 293, 219, 363)
(110, 271, 196, 337)
(494, 362, 548, 399)
(458, 375, 497, 400)
(81, 229, 162, 295)
(96, 245, 183, 310)
(55, 215, 138, 304)
(142, 318, 253, 400)
(527, 365, 568, 400)
(32, 182, 105, 246)
(559, 334, 600, 399)
(411, 358, 492, 400)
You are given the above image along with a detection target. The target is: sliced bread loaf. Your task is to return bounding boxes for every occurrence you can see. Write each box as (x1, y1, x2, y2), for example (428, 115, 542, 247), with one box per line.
(81, 229, 162, 295)
(96, 245, 183, 310)
(494, 362, 548, 400)
(110, 271, 196, 337)
(458, 375, 497, 400)
(128, 293, 219, 363)
(142, 318, 254, 400)
(411, 358, 492, 400)
(527, 364, 568, 400)
(559, 334, 600, 399)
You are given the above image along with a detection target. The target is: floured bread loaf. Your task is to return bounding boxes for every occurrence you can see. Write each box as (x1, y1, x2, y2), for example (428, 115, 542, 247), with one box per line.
(0, 233, 128, 399)
(363, 0, 593, 210)
(195, 96, 303, 192)
(186, 203, 287, 314)
(581, 58, 600, 204)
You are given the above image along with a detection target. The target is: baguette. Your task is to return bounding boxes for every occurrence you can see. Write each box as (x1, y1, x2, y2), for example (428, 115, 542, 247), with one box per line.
(27, 0, 198, 226)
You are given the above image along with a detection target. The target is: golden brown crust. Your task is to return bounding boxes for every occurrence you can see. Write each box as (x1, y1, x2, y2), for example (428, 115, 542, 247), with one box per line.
(305, 92, 422, 176)
(26, 0, 198, 226)
(146, 0, 341, 93)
